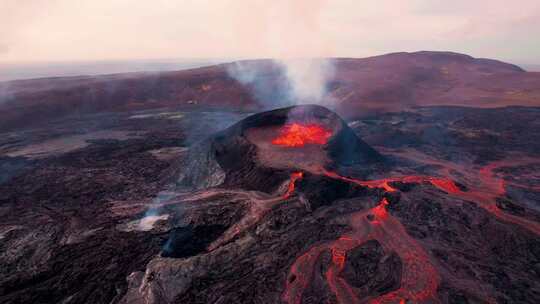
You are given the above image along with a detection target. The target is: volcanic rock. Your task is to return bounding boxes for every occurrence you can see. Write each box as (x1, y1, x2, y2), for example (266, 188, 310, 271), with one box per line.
(3, 51, 540, 131)
(176, 104, 384, 192)
(1, 104, 539, 304)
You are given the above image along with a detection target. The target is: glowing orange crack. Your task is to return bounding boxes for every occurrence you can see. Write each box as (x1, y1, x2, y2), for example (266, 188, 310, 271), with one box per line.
(283, 172, 304, 199)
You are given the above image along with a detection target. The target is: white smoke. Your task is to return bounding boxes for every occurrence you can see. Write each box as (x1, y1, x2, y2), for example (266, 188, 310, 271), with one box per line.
(226, 1, 336, 108)
(137, 212, 169, 231)
(226, 60, 290, 109)
(136, 190, 176, 231)
(276, 58, 335, 105)
(226, 61, 262, 85)
(226, 58, 335, 108)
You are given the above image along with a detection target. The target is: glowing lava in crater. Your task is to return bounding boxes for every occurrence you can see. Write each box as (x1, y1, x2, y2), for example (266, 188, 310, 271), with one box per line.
(272, 123, 332, 147)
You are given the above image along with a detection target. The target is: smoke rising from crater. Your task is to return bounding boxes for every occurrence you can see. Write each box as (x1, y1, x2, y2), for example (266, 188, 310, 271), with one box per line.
(226, 58, 335, 108)
(225, 1, 336, 108)
(278, 58, 335, 106)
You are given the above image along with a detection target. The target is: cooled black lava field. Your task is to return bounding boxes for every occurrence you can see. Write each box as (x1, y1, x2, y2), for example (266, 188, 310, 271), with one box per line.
(1, 104, 539, 304)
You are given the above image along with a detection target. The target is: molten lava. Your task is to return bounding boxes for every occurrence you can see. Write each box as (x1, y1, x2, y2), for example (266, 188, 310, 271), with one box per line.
(283, 172, 304, 199)
(283, 197, 441, 304)
(272, 123, 332, 147)
(279, 144, 540, 304)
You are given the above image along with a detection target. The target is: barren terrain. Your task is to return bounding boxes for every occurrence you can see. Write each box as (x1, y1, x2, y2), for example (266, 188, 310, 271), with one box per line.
(1, 53, 539, 304)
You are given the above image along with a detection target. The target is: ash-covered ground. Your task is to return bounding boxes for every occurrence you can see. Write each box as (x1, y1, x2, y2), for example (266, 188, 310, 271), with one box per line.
(0, 105, 539, 304)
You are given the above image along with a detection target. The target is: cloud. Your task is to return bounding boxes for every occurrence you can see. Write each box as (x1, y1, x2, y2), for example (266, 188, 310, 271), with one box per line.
(0, 0, 539, 63)
(0, 0, 55, 62)
(0, 44, 8, 54)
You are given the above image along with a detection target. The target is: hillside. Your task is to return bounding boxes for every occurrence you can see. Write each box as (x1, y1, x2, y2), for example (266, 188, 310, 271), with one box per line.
(1, 51, 539, 130)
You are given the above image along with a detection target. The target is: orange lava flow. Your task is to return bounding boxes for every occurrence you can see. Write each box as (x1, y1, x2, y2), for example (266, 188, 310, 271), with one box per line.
(322, 170, 463, 195)
(283, 172, 304, 199)
(272, 123, 332, 147)
(367, 200, 440, 304)
(385, 149, 540, 235)
(283, 198, 441, 304)
(323, 170, 398, 192)
(463, 162, 540, 235)
(324, 168, 540, 235)
(478, 163, 506, 196)
(283, 156, 540, 304)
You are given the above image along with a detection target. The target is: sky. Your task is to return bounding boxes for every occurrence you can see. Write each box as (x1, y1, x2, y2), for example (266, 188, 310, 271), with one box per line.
(1, 0, 540, 64)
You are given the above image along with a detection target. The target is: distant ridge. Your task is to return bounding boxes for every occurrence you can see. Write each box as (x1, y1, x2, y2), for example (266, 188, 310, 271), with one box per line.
(1, 51, 540, 130)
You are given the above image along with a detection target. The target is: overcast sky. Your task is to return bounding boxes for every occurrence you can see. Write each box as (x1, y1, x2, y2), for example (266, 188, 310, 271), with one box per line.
(1, 0, 539, 64)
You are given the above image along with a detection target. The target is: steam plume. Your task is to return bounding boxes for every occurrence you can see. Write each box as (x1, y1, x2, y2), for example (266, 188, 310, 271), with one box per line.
(227, 58, 335, 108)
(226, 1, 335, 108)
(277, 58, 335, 105)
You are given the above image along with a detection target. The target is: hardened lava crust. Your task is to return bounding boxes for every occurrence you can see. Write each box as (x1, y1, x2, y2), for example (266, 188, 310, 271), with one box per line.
(1, 105, 539, 304)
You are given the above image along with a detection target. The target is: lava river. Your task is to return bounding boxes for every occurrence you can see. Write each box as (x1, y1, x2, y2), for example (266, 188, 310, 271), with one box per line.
(282, 163, 540, 303)
(282, 197, 440, 304)
(271, 123, 539, 303)
(322, 166, 540, 236)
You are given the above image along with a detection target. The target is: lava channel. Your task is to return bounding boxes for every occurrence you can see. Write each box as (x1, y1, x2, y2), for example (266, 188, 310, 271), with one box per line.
(208, 171, 306, 251)
(283, 155, 539, 303)
(322, 170, 462, 195)
(323, 169, 540, 235)
(460, 161, 540, 235)
(283, 172, 304, 199)
(283, 198, 441, 304)
(381, 149, 540, 235)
